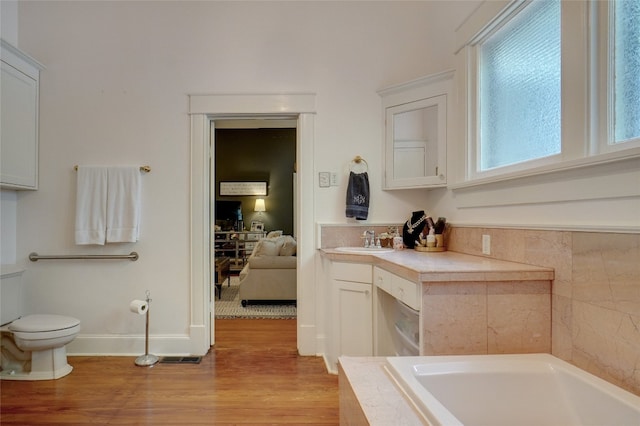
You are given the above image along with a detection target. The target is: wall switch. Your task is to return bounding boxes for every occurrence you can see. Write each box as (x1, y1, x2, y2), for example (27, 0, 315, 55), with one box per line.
(482, 234, 491, 255)
(319, 172, 330, 188)
(330, 172, 338, 186)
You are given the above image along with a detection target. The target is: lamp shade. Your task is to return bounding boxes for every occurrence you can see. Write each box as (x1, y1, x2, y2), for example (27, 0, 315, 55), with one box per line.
(254, 198, 266, 212)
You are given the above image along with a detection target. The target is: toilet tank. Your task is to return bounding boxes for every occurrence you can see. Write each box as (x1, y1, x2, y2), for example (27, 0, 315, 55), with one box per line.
(1, 267, 24, 325)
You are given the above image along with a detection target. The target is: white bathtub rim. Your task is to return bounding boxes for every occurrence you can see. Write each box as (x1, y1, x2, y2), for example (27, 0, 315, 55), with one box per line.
(384, 357, 462, 426)
(385, 353, 640, 426)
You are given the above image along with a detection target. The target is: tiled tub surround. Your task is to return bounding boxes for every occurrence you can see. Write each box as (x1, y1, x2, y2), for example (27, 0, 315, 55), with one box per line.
(448, 228, 640, 396)
(321, 224, 640, 396)
(339, 357, 424, 426)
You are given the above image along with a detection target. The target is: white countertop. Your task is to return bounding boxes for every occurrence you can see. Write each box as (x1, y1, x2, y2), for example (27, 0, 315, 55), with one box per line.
(321, 248, 554, 283)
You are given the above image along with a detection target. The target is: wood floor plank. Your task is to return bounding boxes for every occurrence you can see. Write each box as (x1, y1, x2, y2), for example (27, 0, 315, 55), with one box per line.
(0, 319, 339, 425)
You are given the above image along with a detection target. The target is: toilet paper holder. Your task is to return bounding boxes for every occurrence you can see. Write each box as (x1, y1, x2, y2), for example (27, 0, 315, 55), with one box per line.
(133, 290, 159, 367)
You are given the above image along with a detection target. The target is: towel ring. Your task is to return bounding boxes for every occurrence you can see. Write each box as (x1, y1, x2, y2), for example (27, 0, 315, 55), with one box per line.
(350, 156, 368, 174)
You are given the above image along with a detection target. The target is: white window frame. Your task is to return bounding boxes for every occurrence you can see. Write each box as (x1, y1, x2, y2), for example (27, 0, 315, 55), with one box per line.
(594, 0, 640, 154)
(453, 0, 640, 188)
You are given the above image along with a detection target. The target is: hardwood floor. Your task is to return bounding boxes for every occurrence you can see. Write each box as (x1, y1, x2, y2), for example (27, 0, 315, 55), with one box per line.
(0, 319, 339, 425)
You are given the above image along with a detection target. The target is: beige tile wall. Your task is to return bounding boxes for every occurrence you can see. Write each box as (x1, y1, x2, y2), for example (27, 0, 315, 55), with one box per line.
(319, 224, 401, 249)
(448, 227, 640, 396)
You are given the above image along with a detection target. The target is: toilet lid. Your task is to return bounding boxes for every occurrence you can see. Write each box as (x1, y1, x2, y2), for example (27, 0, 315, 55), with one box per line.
(9, 314, 80, 332)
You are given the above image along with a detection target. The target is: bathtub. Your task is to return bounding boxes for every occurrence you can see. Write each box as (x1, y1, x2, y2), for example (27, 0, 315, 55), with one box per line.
(385, 354, 640, 426)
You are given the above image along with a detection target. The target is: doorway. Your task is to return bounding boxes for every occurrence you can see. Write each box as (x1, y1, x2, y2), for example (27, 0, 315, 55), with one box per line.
(212, 123, 296, 318)
(189, 93, 317, 355)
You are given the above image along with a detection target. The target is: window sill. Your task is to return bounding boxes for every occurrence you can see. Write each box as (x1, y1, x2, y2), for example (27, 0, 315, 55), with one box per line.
(449, 147, 640, 191)
(448, 148, 640, 213)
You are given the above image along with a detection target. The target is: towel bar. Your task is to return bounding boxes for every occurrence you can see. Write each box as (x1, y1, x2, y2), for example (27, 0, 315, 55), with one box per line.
(73, 165, 151, 173)
(29, 252, 139, 261)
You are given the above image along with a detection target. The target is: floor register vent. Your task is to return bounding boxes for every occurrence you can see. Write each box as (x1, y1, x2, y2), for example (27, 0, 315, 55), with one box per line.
(159, 356, 202, 364)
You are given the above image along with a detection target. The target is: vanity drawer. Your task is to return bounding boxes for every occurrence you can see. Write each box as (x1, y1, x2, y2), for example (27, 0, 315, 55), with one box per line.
(373, 267, 421, 311)
(332, 262, 372, 284)
(394, 275, 420, 311)
(374, 267, 393, 295)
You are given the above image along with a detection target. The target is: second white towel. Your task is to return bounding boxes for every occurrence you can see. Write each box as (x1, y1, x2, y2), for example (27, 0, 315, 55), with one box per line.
(106, 166, 141, 243)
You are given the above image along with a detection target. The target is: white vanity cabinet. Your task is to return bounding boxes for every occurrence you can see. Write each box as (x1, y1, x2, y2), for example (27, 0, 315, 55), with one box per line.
(331, 262, 373, 365)
(1, 40, 44, 190)
(378, 70, 453, 190)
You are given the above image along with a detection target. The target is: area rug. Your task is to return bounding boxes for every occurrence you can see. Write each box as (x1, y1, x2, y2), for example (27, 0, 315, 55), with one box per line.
(215, 277, 297, 319)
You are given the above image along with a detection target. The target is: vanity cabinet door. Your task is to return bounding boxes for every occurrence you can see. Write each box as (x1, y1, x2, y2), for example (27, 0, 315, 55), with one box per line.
(332, 279, 373, 357)
(1, 41, 43, 190)
(379, 70, 453, 190)
(331, 262, 373, 360)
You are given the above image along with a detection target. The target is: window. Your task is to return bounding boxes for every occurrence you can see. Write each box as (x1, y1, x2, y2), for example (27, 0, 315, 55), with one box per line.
(479, 0, 561, 171)
(613, 0, 640, 144)
(458, 0, 640, 183)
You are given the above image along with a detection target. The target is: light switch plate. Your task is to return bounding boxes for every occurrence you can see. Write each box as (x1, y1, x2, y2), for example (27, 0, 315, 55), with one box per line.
(319, 172, 330, 188)
(482, 234, 491, 255)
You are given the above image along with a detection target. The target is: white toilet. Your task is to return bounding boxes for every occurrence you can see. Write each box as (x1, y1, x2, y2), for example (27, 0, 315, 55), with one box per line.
(1, 268, 80, 380)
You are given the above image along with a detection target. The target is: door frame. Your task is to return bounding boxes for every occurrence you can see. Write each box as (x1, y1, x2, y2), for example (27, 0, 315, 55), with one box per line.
(189, 94, 317, 354)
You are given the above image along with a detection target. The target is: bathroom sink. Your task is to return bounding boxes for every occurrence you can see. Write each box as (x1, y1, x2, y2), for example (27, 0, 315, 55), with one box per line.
(334, 246, 394, 254)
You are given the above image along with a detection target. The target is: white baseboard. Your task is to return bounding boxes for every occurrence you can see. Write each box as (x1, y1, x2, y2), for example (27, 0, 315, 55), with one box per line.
(297, 323, 317, 356)
(324, 354, 338, 375)
(67, 333, 194, 357)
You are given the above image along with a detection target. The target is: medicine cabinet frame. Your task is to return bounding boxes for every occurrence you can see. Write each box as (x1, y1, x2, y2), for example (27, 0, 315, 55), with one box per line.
(379, 70, 453, 190)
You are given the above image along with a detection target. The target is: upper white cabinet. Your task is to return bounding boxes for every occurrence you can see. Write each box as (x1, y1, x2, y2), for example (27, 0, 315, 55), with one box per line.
(379, 70, 453, 190)
(1, 40, 44, 190)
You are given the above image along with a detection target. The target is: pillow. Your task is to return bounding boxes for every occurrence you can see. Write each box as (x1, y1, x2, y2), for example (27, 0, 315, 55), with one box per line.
(279, 236, 297, 256)
(255, 238, 283, 256)
(266, 230, 283, 238)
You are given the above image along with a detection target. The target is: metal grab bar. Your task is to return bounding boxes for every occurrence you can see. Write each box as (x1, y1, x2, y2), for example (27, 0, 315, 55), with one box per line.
(29, 252, 139, 262)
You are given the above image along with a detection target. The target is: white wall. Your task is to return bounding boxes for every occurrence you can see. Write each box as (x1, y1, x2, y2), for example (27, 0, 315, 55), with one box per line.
(1, 0, 18, 45)
(1, 191, 17, 265)
(13, 1, 479, 354)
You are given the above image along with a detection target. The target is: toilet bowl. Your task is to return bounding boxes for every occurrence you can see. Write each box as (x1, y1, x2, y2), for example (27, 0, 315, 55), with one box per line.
(1, 314, 80, 381)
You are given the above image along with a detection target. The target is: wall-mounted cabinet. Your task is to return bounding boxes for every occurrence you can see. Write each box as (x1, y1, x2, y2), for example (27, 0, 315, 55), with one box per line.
(1, 40, 44, 190)
(378, 70, 453, 190)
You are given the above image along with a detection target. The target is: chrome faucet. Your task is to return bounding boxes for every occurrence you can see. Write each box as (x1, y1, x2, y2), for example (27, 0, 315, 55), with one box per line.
(364, 229, 375, 247)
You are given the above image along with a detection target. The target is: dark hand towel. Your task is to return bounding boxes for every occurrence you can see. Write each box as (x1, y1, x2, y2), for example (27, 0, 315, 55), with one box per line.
(345, 171, 369, 220)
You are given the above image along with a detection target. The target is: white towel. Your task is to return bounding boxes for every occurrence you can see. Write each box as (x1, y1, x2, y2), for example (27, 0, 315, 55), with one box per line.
(106, 166, 141, 243)
(75, 166, 108, 245)
(75, 166, 141, 245)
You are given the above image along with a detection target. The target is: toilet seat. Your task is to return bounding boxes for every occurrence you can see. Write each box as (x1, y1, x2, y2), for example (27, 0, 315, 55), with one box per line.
(9, 314, 80, 332)
(8, 314, 81, 341)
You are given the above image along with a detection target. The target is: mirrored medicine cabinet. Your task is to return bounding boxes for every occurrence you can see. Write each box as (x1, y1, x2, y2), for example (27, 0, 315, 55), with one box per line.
(378, 70, 453, 190)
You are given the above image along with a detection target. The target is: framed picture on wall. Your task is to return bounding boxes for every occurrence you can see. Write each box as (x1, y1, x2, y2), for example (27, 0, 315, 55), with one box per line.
(220, 181, 267, 196)
(251, 221, 264, 232)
